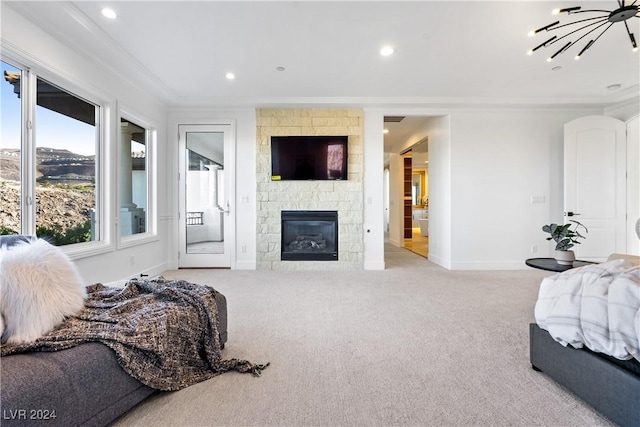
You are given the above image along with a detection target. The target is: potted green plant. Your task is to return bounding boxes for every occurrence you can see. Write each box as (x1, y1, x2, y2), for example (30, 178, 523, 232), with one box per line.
(542, 220, 588, 265)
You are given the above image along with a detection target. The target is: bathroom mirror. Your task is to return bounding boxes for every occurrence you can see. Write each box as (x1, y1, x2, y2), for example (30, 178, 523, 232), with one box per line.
(412, 170, 426, 207)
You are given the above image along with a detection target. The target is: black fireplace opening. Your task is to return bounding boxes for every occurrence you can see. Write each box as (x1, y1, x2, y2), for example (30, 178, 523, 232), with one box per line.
(281, 210, 338, 261)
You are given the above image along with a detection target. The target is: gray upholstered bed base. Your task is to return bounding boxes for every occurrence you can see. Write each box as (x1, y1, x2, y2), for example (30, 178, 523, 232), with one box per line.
(2, 294, 227, 427)
(0, 232, 228, 427)
(530, 323, 640, 427)
(2, 342, 156, 426)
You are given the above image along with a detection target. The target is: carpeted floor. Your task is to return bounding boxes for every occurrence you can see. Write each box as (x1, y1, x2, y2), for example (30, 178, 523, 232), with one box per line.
(114, 246, 612, 426)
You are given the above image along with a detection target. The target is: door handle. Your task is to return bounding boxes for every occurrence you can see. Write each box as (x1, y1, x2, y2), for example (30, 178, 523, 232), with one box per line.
(565, 212, 581, 217)
(217, 201, 231, 215)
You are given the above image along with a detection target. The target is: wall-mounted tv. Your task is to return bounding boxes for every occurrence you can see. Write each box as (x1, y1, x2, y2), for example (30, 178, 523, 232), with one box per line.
(271, 135, 348, 181)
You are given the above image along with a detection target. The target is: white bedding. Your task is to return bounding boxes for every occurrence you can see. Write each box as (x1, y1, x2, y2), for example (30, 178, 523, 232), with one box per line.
(534, 259, 640, 362)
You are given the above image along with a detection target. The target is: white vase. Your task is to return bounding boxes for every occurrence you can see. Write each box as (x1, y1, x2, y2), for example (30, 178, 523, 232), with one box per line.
(555, 250, 575, 265)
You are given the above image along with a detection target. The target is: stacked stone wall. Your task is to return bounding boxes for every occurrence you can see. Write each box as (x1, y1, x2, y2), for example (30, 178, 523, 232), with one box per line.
(256, 108, 364, 270)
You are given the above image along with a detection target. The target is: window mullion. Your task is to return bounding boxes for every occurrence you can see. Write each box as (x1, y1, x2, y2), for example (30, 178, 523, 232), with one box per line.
(22, 68, 37, 235)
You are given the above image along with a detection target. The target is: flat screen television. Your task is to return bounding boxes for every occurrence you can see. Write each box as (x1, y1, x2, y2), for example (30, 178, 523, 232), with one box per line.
(271, 135, 348, 181)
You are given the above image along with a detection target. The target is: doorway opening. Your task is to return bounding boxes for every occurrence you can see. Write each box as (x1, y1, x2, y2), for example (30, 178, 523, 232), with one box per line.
(383, 115, 431, 259)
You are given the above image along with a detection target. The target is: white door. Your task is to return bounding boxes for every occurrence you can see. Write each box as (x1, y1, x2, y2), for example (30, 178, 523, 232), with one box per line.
(627, 116, 640, 256)
(178, 124, 234, 268)
(564, 116, 626, 261)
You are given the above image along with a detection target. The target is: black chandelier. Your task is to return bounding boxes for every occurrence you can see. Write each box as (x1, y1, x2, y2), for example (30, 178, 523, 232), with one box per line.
(528, 0, 639, 61)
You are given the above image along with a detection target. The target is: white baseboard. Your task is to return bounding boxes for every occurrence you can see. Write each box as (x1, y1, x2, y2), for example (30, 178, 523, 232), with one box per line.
(387, 238, 403, 247)
(426, 254, 450, 270)
(102, 262, 169, 287)
(235, 260, 257, 270)
(449, 260, 530, 270)
(364, 261, 385, 270)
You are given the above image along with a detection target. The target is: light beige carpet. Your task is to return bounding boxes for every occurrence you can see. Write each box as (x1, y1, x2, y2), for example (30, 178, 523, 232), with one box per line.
(114, 247, 612, 426)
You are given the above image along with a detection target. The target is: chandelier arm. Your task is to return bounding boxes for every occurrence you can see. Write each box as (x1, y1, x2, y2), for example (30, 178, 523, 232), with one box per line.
(567, 21, 613, 50)
(545, 18, 609, 46)
(587, 22, 616, 47)
(546, 15, 609, 32)
(551, 21, 612, 59)
(550, 41, 572, 60)
(623, 20, 638, 48)
(569, 9, 615, 14)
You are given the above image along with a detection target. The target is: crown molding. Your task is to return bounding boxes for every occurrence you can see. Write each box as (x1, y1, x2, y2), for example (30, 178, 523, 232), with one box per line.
(166, 94, 636, 111)
(4, 1, 174, 107)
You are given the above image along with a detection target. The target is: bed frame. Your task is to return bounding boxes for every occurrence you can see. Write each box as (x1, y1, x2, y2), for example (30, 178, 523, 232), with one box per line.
(529, 323, 640, 427)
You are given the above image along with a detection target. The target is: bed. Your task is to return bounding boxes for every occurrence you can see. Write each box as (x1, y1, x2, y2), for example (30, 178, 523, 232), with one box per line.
(530, 323, 640, 426)
(530, 258, 640, 427)
(0, 235, 269, 426)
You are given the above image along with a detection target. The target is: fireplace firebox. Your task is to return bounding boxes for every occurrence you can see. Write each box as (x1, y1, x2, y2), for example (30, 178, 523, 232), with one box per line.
(281, 211, 338, 261)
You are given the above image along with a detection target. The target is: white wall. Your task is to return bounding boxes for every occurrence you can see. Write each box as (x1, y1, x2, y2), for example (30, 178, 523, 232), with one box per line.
(363, 110, 385, 270)
(380, 106, 613, 270)
(2, 5, 171, 284)
(387, 153, 405, 248)
(447, 108, 603, 269)
(424, 116, 451, 269)
(625, 115, 640, 256)
(606, 100, 639, 256)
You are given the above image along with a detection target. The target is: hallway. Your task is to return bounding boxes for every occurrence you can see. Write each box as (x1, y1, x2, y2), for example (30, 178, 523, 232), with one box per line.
(404, 227, 428, 258)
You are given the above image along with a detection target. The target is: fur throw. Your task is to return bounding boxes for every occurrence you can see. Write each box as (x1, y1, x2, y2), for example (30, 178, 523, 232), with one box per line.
(0, 238, 86, 344)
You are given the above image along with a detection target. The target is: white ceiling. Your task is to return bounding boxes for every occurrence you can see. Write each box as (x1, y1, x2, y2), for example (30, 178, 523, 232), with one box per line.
(5, 0, 640, 149)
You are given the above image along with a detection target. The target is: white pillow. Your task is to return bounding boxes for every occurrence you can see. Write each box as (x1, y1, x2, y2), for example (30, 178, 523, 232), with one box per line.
(0, 238, 87, 344)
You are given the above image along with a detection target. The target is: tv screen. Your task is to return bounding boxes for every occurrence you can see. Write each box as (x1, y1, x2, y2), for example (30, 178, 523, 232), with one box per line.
(271, 136, 348, 181)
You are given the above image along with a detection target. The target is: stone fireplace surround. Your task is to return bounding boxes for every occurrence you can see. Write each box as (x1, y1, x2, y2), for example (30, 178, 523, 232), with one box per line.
(256, 108, 364, 270)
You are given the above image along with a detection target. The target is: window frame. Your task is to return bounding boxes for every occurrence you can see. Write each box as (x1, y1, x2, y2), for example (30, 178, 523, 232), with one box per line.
(116, 104, 158, 249)
(1, 54, 114, 259)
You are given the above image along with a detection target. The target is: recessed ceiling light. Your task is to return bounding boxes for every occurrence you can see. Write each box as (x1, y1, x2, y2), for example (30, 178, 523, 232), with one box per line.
(383, 129, 389, 134)
(607, 83, 622, 91)
(380, 46, 394, 56)
(101, 8, 117, 19)
(551, 66, 562, 71)
(225, 72, 235, 80)
(276, 66, 286, 72)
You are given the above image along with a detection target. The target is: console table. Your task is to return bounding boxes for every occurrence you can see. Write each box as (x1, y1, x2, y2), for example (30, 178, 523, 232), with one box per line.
(525, 257, 595, 272)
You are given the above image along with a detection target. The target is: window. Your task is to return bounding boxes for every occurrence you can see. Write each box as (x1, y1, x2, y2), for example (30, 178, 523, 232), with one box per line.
(0, 62, 22, 235)
(120, 117, 147, 236)
(1, 59, 103, 249)
(118, 110, 156, 247)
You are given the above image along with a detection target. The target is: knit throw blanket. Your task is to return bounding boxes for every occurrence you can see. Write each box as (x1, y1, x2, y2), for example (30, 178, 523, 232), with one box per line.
(0, 278, 268, 391)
